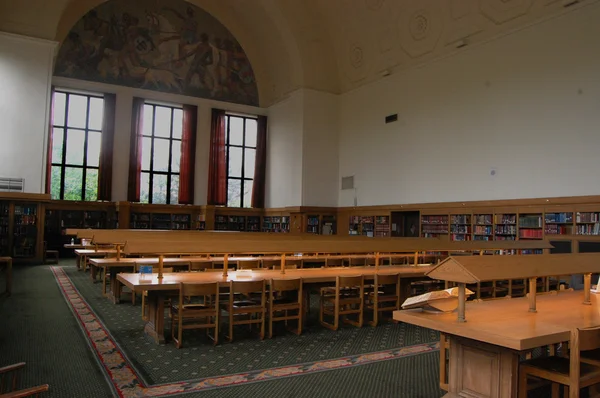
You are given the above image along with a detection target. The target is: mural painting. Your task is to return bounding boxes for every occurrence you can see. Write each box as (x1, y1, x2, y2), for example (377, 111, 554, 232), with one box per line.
(55, 0, 259, 106)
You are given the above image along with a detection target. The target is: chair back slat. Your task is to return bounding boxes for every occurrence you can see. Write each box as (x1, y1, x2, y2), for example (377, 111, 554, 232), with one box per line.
(375, 274, 400, 285)
(285, 259, 302, 267)
(578, 326, 600, 352)
(231, 280, 265, 294)
(338, 275, 364, 288)
(181, 282, 219, 297)
(271, 278, 302, 292)
(190, 261, 212, 271)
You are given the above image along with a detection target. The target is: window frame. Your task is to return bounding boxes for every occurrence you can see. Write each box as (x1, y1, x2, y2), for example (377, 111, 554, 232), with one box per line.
(225, 114, 258, 208)
(51, 90, 104, 201)
(140, 102, 183, 205)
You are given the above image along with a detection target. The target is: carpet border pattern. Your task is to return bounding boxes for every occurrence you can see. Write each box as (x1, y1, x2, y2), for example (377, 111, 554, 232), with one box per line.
(51, 266, 439, 398)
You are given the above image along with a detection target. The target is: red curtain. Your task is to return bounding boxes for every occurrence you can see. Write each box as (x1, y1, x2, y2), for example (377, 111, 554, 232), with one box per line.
(127, 97, 145, 202)
(98, 93, 116, 201)
(207, 109, 227, 205)
(45, 86, 56, 195)
(178, 105, 198, 204)
(251, 115, 268, 208)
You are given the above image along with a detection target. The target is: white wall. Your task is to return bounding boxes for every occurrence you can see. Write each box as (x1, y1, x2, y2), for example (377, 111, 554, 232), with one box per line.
(302, 89, 339, 207)
(339, 3, 600, 207)
(0, 32, 56, 193)
(52, 77, 265, 204)
(266, 90, 304, 207)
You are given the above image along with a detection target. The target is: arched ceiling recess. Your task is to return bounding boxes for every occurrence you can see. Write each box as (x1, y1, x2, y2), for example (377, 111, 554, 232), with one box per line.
(51, 0, 312, 107)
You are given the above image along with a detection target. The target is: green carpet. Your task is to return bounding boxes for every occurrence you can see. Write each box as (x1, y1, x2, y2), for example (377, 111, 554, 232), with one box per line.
(2, 261, 447, 397)
(0, 264, 114, 397)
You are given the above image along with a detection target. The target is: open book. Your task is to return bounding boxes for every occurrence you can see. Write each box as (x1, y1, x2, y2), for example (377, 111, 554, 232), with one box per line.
(402, 287, 474, 312)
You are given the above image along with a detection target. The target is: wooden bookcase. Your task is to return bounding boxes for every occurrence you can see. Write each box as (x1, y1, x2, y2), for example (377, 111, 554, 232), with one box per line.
(450, 213, 471, 241)
(420, 213, 449, 238)
(214, 207, 263, 232)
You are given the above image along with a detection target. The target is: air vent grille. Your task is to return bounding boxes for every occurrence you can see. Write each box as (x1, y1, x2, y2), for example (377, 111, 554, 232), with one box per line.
(0, 177, 24, 192)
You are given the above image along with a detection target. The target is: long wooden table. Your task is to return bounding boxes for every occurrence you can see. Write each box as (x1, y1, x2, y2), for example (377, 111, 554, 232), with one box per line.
(0, 257, 12, 296)
(393, 291, 600, 397)
(118, 265, 434, 344)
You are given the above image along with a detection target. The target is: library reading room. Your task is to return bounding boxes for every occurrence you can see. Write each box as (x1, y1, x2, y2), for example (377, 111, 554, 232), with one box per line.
(1, 0, 600, 397)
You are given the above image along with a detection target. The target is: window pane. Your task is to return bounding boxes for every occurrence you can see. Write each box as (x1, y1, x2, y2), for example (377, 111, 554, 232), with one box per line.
(228, 146, 242, 178)
(246, 119, 257, 147)
(53, 92, 66, 126)
(51, 166, 62, 200)
(67, 94, 88, 128)
(227, 179, 241, 207)
(52, 128, 64, 164)
(153, 139, 170, 172)
(229, 116, 243, 145)
(64, 167, 83, 201)
(85, 169, 98, 201)
(141, 137, 152, 171)
(140, 172, 150, 203)
(243, 180, 253, 208)
(172, 108, 183, 139)
(65, 129, 85, 165)
(244, 148, 256, 179)
(88, 97, 104, 130)
(170, 175, 179, 205)
(171, 140, 181, 173)
(87, 131, 101, 167)
(154, 106, 172, 138)
(143, 105, 154, 136)
(153, 174, 167, 204)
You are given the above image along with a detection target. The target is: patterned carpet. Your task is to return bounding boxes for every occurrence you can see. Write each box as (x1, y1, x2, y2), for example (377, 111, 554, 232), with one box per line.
(1, 261, 446, 397)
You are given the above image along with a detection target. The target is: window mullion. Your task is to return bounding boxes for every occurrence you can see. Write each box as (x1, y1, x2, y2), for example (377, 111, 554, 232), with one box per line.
(60, 94, 70, 200)
(82, 96, 90, 200)
(149, 105, 156, 204)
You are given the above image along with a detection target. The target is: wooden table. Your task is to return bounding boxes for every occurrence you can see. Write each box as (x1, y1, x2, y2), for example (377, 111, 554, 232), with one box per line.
(118, 265, 433, 344)
(0, 257, 12, 296)
(74, 249, 117, 273)
(393, 291, 600, 398)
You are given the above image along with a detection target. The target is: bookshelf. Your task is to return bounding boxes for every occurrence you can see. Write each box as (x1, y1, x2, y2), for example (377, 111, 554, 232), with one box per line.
(13, 203, 38, 259)
(544, 212, 573, 235)
(262, 216, 290, 233)
(518, 214, 543, 239)
(130, 212, 191, 230)
(473, 213, 493, 241)
(575, 211, 600, 235)
(349, 216, 375, 237)
(494, 213, 517, 241)
(306, 215, 320, 234)
(195, 213, 206, 230)
(420, 215, 449, 238)
(130, 213, 151, 229)
(450, 214, 471, 241)
(0, 201, 9, 256)
(322, 215, 337, 235)
(247, 216, 261, 232)
(374, 216, 390, 237)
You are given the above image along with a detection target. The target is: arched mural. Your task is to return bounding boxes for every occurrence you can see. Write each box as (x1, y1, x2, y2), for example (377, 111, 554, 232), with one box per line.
(54, 0, 259, 106)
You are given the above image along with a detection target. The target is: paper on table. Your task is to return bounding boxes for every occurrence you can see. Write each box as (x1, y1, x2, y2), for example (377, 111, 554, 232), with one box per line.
(401, 287, 474, 309)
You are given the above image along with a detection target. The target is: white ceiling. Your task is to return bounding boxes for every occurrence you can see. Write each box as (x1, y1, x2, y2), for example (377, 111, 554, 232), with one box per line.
(0, 0, 594, 106)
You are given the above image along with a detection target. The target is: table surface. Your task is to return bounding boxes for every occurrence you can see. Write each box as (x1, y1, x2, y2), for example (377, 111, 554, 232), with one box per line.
(117, 265, 434, 292)
(393, 291, 600, 351)
(75, 249, 118, 255)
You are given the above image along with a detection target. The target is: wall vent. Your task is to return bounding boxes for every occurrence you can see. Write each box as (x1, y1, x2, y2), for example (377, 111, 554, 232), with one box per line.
(385, 114, 398, 124)
(0, 177, 24, 192)
(341, 176, 354, 190)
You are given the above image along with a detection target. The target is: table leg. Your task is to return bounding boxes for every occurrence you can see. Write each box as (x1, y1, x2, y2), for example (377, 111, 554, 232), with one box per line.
(76, 254, 81, 270)
(583, 273, 591, 305)
(108, 268, 120, 304)
(144, 291, 166, 344)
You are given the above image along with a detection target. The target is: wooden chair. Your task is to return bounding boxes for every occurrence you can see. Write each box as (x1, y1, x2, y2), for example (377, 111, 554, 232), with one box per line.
(0, 362, 49, 397)
(271, 264, 297, 270)
(285, 258, 303, 269)
(237, 259, 261, 270)
(268, 278, 303, 338)
(518, 326, 600, 398)
(138, 266, 174, 321)
(190, 261, 212, 272)
(220, 280, 266, 342)
(349, 257, 366, 267)
(320, 275, 364, 331)
(325, 257, 345, 267)
(261, 259, 280, 269)
(365, 273, 401, 326)
(42, 242, 58, 265)
(170, 282, 219, 348)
